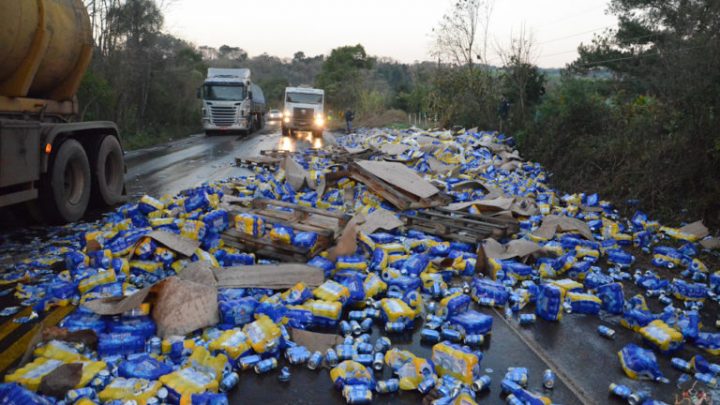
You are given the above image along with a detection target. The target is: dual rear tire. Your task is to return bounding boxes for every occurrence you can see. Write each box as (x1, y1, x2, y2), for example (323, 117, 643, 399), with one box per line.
(39, 136, 124, 224)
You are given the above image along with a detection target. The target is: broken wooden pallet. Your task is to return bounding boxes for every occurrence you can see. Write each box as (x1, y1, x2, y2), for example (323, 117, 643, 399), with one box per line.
(235, 155, 282, 169)
(338, 161, 451, 210)
(400, 208, 518, 244)
(221, 198, 350, 261)
(261, 148, 373, 164)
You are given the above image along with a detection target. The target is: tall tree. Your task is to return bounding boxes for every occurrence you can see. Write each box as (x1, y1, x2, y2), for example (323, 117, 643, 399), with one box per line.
(431, 0, 495, 68)
(499, 26, 545, 124)
(315, 44, 375, 108)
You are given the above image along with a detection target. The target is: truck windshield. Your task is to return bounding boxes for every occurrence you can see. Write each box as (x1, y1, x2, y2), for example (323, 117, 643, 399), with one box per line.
(204, 85, 246, 101)
(286, 92, 323, 104)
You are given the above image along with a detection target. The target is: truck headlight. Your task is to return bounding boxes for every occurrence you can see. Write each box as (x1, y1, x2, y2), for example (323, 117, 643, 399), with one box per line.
(284, 116, 290, 123)
(314, 116, 325, 126)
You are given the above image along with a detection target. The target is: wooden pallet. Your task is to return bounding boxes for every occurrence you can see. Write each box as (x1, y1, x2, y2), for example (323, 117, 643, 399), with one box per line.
(260, 148, 373, 164)
(221, 199, 351, 261)
(235, 155, 282, 169)
(326, 163, 451, 210)
(400, 208, 518, 244)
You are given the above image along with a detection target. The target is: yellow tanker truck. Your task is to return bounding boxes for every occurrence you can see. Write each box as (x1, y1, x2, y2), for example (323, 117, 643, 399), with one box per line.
(0, 0, 125, 223)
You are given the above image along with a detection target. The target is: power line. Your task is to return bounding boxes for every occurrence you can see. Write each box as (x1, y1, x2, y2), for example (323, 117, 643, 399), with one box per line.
(537, 26, 613, 45)
(575, 43, 713, 67)
(535, 4, 608, 29)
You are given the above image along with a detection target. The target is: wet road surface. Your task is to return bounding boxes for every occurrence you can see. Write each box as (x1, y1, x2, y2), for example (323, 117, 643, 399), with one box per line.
(0, 124, 698, 404)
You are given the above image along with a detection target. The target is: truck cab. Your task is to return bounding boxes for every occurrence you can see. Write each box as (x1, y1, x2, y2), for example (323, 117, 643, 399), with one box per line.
(281, 87, 325, 137)
(200, 68, 266, 135)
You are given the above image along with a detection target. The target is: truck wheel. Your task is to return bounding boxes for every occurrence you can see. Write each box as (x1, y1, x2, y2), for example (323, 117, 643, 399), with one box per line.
(93, 135, 125, 206)
(281, 126, 289, 137)
(42, 139, 91, 223)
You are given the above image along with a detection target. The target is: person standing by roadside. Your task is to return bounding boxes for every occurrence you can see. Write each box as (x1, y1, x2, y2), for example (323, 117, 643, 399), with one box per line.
(344, 108, 355, 134)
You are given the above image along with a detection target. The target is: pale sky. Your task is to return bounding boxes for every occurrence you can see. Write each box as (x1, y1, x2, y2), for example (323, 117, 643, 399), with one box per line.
(164, 0, 617, 68)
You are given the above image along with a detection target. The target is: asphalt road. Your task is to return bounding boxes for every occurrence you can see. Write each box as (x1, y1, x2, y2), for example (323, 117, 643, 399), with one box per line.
(0, 123, 702, 404)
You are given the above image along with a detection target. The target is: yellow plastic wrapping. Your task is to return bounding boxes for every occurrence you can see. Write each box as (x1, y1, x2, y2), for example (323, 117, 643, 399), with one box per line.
(432, 342, 479, 384)
(78, 269, 117, 294)
(208, 329, 252, 359)
(313, 280, 350, 303)
(243, 315, 281, 354)
(99, 378, 162, 404)
(380, 298, 415, 323)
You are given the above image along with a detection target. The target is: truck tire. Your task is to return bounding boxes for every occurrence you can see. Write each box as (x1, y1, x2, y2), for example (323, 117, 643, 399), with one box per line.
(93, 135, 124, 206)
(281, 126, 289, 137)
(42, 139, 91, 223)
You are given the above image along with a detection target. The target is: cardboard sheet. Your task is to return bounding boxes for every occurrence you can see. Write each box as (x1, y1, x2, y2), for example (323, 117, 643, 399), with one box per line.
(153, 277, 218, 338)
(700, 237, 720, 250)
(356, 160, 439, 199)
(133, 230, 200, 258)
(327, 214, 365, 261)
(290, 329, 344, 353)
(39, 363, 82, 399)
(283, 155, 311, 191)
(178, 261, 218, 287)
(359, 208, 403, 235)
(679, 220, 710, 239)
(82, 285, 153, 315)
(445, 197, 514, 212)
(379, 143, 411, 156)
(426, 156, 458, 175)
(214, 264, 325, 289)
(533, 215, 594, 240)
(481, 238, 543, 260)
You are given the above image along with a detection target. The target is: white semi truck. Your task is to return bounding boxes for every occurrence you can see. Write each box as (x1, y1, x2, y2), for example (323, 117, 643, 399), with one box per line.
(200, 68, 266, 135)
(281, 87, 325, 137)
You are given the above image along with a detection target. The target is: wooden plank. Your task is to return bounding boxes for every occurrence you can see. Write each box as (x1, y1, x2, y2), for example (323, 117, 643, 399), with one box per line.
(349, 169, 413, 210)
(253, 199, 349, 221)
(355, 160, 439, 199)
(214, 264, 325, 289)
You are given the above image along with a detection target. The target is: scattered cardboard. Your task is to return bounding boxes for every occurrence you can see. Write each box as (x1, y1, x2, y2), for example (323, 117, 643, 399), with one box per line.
(511, 198, 539, 217)
(356, 160, 439, 199)
(533, 215, 594, 241)
(82, 286, 153, 315)
(426, 156, 458, 175)
(214, 264, 325, 289)
(132, 230, 200, 258)
(700, 237, 720, 250)
(41, 327, 98, 350)
(39, 363, 82, 399)
(481, 238, 542, 260)
(290, 329, 343, 353)
(153, 277, 219, 338)
(178, 261, 218, 287)
(343, 145, 368, 155)
(445, 197, 514, 212)
(679, 220, 710, 239)
(379, 143, 411, 156)
(327, 214, 365, 261)
(283, 155, 313, 191)
(359, 208, 403, 235)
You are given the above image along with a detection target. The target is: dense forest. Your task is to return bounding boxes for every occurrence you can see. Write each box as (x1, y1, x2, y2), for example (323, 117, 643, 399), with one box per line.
(79, 0, 719, 225)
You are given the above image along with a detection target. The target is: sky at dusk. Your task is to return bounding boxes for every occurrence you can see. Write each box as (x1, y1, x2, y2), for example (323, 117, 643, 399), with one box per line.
(164, 0, 617, 67)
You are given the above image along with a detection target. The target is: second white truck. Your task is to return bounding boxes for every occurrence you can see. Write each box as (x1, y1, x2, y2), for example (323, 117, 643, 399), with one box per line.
(281, 87, 325, 137)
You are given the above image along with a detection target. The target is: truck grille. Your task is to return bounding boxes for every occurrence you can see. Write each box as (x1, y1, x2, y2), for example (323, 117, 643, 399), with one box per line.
(211, 106, 237, 127)
(293, 107, 314, 125)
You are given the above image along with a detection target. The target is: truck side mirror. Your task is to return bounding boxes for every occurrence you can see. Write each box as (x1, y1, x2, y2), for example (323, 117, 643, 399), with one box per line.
(248, 91, 254, 100)
(196, 88, 201, 99)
